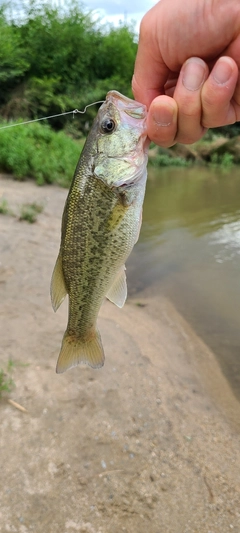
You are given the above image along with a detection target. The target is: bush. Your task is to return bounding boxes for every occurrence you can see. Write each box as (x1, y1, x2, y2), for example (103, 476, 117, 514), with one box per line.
(0, 121, 83, 186)
(149, 153, 190, 168)
(210, 152, 234, 168)
(0, 2, 138, 131)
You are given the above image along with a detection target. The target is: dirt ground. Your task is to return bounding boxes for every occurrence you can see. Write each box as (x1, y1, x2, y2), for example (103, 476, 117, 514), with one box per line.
(0, 175, 240, 533)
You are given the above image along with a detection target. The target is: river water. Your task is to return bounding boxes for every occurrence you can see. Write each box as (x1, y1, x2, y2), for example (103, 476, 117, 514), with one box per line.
(127, 166, 240, 400)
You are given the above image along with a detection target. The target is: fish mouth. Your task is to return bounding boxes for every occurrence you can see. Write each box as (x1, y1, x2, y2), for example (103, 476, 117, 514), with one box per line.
(106, 90, 147, 120)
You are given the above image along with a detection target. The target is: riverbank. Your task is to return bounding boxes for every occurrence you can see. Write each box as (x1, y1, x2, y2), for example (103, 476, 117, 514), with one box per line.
(0, 122, 239, 191)
(1, 176, 240, 532)
(149, 133, 240, 169)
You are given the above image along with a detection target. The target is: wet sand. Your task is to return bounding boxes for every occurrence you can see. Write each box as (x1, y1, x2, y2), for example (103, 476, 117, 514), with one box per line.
(0, 176, 240, 533)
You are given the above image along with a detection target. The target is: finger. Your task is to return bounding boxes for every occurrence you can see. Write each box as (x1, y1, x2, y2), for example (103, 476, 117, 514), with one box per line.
(173, 58, 209, 144)
(147, 95, 178, 147)
(224, 35, 240, 114)
(201, 56, 239, 128)
(232, 73, 240, 112)
(164, 75, 179, 97)
(132, 11, 169, 107)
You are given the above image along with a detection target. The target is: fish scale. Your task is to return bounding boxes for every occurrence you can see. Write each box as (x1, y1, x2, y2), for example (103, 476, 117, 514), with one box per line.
(51, 90, 148, 373)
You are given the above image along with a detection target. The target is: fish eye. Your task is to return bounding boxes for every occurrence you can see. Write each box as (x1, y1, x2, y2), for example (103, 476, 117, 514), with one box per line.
(100, 118, 116, 134)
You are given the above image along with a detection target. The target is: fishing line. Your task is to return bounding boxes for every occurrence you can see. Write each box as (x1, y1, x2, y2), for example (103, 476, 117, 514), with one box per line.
(0, 100, 105, 131)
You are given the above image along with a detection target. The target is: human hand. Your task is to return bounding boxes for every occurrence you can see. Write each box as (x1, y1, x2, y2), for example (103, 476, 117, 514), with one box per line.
(132, 0, 240, 147)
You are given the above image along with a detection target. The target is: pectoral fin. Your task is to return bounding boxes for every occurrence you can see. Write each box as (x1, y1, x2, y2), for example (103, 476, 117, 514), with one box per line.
(50, 251, 67, 312)
(135, 209, 142, 244)
(106, 266, 127, 308)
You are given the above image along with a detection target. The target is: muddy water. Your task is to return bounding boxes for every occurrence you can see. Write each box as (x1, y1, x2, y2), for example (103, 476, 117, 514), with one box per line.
(127, 166, 240, 400)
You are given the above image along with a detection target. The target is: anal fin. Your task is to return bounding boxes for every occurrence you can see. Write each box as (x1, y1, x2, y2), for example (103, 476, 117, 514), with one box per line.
(50, 251, 67, 312)
(106, 265, 127, 308)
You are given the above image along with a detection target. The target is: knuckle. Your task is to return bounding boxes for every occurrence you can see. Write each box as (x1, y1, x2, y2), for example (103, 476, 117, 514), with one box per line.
(179, 108, 201, 120)
(176, 95, 202, 120)
(201, 84, 222, 110)
(176, 127, 206, 145)
(139, 14, 151, 40)
(202, 84, 231, 111)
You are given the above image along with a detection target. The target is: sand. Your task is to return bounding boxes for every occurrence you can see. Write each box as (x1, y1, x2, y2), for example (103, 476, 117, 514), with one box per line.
(0, 175, 240, 533)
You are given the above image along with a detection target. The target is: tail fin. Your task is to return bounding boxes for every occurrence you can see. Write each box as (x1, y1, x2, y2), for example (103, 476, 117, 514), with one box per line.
(56, 329, 105, 373)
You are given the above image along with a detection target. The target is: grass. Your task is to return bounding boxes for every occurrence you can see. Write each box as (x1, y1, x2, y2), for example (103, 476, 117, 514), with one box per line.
(0, 360, 15, 398)
(0, 198, 10, 214)
(135, 302, 147, 308)
(148, 145, 191, 168)
(210, 152, 234, 168)
(149, 153, 190, 168)
(0, 197, 44, 222)
(19, 202, 44, 223)
(0, 121, 84, 187)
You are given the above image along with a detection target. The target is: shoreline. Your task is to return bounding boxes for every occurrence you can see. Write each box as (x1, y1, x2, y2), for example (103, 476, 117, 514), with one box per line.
(1, 173, 240, 425)
(127, 292, 240, 430)
(1, 175, 240, 531)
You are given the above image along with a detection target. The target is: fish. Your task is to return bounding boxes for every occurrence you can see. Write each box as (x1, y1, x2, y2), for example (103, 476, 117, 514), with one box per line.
(51, 90, 148, 373)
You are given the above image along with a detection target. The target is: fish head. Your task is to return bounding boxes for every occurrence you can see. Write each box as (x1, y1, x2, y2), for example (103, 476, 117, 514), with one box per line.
(93, 91, 148, 190)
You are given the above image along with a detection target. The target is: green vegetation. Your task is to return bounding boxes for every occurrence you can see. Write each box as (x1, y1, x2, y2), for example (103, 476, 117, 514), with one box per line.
(0, 1, 137, 129)
(0, 0, 238, 180)
(0, 196, 45, 222)
(0, 197, 9, 214)
(0, 360, 15, 397)
(0, 122, 83, 186)
(19, 201, 44, 223)
(210, 152, 234, 168)
(149, 153, 190, 168)
(0, 1, 139, 184)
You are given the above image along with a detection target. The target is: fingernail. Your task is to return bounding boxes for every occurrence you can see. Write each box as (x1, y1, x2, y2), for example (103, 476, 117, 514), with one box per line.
(152, 105, 173, 127)
(212, 58, 233, 85)
(182, 58, 206, 91)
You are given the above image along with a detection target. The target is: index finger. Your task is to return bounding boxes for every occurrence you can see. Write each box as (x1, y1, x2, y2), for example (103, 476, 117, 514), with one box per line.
(132, 14, 169, 107)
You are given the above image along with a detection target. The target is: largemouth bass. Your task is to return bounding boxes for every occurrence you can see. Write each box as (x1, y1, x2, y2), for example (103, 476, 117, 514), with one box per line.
(51, 90, 148, 373)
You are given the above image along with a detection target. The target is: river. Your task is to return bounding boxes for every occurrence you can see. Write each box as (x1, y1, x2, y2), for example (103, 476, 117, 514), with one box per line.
(127, 166, 240, 401)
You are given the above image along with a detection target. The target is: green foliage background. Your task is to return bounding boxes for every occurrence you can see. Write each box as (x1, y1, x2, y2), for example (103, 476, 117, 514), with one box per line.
(0, 0, 137, 130)
(0, 1, 140, 184)
(0, 0, 239, 185)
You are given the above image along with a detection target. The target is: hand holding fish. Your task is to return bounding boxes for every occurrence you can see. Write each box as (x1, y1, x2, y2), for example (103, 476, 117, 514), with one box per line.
(132, 0, 240, 147)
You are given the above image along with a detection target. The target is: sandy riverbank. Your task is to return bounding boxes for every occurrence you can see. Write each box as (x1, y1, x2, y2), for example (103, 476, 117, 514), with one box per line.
(0, 176, 240, 533)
